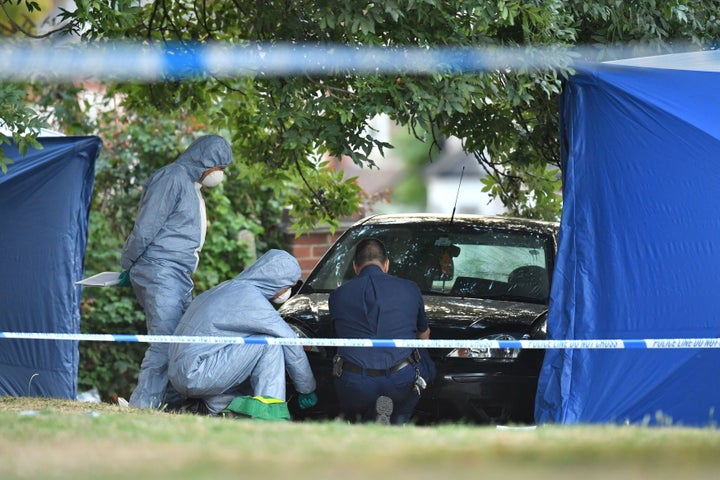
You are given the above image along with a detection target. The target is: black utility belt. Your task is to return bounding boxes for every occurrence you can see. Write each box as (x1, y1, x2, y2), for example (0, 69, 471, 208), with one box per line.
(333, 354, 416, 377)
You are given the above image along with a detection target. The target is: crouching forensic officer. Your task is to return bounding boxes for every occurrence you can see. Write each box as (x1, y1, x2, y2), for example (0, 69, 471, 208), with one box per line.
(167, 249, 317, 417)
(328, 238, 436, 425)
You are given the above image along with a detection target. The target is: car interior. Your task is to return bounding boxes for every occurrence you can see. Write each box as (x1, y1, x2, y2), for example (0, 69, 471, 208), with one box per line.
(306, 225, 551, 305)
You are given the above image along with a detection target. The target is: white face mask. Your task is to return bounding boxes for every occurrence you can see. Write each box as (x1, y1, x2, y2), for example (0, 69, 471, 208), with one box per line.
(272, 288, 292, 304)
(201, 170, 225, 188)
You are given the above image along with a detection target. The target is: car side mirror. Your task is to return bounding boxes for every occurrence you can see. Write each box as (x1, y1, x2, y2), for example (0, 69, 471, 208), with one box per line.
(291, 279, 304, 296)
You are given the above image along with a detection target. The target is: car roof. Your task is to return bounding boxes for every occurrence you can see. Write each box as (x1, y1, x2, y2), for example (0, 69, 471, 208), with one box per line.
(351, 213, 559, 235)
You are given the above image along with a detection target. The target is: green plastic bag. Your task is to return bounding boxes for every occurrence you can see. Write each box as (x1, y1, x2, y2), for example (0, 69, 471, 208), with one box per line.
(222, 395, 290, 421)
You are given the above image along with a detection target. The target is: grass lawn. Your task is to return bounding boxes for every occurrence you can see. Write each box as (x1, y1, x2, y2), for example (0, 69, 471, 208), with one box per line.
(2, 396, 720, 480)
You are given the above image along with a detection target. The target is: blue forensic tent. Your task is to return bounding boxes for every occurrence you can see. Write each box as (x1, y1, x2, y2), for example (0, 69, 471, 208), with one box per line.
(536, 51, 720, 426)
(0, 135, 102, 399)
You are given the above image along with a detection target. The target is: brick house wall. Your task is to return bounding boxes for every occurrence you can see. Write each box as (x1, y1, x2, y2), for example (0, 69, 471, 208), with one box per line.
(285, 227, 345, 281)
(282, 208, 366, 281)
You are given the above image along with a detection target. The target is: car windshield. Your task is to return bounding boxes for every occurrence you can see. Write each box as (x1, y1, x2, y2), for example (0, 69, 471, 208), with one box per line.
(304, 221, 554, 304)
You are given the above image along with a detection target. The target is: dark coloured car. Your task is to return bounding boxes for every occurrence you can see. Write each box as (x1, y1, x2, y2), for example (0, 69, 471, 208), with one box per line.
(281, 213, 559, 424)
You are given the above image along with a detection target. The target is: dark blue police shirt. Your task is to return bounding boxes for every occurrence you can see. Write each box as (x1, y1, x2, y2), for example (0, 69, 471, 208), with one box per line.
(329, 264, 429, 370)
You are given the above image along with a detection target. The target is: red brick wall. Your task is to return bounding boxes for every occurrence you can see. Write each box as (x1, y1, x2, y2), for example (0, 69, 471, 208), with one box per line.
(286, 230, 345, 280)
(282, 207, 366, 280)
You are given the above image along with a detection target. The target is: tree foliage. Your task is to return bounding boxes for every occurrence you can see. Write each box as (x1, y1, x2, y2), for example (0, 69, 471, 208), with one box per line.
(4, 0, 720, 220)
(3, 0, 720, 398)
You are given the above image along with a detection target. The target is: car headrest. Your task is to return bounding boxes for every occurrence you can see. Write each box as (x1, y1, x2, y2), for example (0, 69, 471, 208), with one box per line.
(507, 266, 549, 301)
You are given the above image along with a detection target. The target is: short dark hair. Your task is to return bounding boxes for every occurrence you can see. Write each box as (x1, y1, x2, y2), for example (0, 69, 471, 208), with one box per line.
(354, 238, 387, 268)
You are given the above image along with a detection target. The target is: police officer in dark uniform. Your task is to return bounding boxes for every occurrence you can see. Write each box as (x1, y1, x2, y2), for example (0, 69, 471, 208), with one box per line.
(329, 238, 435, 425)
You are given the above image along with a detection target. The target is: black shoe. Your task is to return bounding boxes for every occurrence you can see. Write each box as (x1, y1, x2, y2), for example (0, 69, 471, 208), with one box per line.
(375, 396, 393, 425)
(178, 398, 210, 415)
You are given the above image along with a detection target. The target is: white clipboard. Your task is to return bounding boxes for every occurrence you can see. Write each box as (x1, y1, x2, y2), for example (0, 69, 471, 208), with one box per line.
(75, 271, 122, 287)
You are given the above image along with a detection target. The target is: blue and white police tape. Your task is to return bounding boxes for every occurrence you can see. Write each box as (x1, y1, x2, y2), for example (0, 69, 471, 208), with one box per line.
(1, 331, 720, 349)
(0, 40, 705, 81)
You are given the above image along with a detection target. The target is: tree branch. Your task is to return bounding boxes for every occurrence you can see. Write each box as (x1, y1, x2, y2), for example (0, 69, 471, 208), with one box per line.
(0, 2, 74, 39)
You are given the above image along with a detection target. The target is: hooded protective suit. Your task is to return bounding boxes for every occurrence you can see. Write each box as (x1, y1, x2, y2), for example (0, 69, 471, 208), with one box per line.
(168, 249, 317, 415)
(121, 134, 233, 409)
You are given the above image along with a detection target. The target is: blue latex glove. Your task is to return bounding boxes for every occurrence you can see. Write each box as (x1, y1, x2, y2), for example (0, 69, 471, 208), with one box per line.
(117, 270, 131, 288)
(298, 392, 318, 410)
